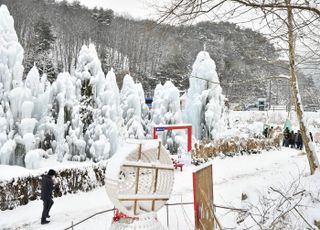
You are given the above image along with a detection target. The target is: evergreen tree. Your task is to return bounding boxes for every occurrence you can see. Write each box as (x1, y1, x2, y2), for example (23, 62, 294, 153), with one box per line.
(24, 17, 58, 83)
(156, 52, 190, 90)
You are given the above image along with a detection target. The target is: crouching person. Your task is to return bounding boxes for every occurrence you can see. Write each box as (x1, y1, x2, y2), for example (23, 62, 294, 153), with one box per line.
(41, 169, 56, 225)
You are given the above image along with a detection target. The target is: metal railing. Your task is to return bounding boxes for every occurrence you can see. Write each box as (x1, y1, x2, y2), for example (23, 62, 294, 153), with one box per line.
(64, 201, 245, 229)
(64, 202, 194, 230)
(64, 208, 115, 230)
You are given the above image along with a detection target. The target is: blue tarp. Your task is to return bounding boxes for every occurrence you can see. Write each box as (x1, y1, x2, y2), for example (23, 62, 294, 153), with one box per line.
(283, 118, 292, 131)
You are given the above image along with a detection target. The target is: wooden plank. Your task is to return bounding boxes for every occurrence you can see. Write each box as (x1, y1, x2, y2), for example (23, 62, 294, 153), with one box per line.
(119, 198, 169, 201)
(193, 164, 215, 230)
(118, 194, 170, 199)
(134, 144, 142, 215)
(122, 163, 174, 171)
(152, 142, 162, 211)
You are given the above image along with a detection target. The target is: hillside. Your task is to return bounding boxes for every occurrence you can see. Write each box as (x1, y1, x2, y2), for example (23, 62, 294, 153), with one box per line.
(0, 0, 318, 106)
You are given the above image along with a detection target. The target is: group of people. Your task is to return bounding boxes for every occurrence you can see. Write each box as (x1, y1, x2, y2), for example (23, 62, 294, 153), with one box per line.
(263, 126, 274, 139)
(263, 126, 314, 151)
(282, 128, 304, 150)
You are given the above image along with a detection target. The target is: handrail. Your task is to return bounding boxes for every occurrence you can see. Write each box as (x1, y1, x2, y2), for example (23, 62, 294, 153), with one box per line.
(64, 201, 244, 229)
(64, 208, 115, 230)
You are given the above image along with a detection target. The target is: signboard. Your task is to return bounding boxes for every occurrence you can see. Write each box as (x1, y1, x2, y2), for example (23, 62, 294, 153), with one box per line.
(153, 124, 192, 152)
(193, 163, 215, 230)
(155, 127, 165, 132)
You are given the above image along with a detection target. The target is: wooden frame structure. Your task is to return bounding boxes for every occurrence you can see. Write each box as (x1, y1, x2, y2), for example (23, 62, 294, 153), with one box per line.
(193, 163, 216, 229)
(153, 124, 192, 152)
(118, 142, 174, 216)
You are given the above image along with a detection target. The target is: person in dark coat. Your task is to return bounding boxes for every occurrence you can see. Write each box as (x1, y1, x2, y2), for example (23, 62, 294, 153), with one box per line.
(41, 169, 56, 225)
(263, 127, 268, 138)
(296, 130, 303, 150)
(283, 127, 290, 147)
(310, 132, 314, 142)
(289, 131, 295, 148)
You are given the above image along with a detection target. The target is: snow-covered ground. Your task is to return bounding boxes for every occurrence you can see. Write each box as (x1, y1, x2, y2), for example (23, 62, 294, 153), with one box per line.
(1, 147, 318, 229)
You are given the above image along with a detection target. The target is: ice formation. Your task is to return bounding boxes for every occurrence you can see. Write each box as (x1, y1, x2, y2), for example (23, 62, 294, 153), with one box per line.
(75, 44, 105, 99)
(152, 81, 183, 151)
(24, 149, 47, 169)
(152, 81, 182, 125)
(120, 74, 145, 139)
(185, 51, 225, 140)
(76, 46, 120, 160)
(0, 5, 24, 92)
(0, 139, 16, 165)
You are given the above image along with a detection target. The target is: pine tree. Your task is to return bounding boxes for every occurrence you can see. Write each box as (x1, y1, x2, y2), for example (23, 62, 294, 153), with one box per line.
(25, 17, 58, 83)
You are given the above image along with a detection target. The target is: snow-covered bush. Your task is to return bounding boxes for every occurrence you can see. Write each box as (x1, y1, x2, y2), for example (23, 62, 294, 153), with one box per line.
(185, 51, 226, 140)
(0, 162, 107, 211)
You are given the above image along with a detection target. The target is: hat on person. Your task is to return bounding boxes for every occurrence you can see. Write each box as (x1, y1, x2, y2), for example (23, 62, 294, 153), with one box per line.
(48, 169, 56, 176)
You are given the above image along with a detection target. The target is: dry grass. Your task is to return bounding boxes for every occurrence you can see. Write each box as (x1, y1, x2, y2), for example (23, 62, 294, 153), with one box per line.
(192, 134, 282, 160)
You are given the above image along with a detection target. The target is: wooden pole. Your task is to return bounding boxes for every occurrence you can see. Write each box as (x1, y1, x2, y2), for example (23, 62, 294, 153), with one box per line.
(166, 204, 169, 227)
(152, 142, 162, 211)
(133, 144, 142, 215)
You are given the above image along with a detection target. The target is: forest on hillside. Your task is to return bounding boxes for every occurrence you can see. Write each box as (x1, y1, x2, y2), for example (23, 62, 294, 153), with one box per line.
(1, 0, 318, 107)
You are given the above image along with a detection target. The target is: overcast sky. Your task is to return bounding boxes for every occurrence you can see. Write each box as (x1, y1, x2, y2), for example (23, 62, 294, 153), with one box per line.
(72, 0, 265, 31)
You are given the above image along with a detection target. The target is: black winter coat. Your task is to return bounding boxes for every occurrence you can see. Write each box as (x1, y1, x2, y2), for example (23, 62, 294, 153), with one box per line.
(41, 175, 54, 200)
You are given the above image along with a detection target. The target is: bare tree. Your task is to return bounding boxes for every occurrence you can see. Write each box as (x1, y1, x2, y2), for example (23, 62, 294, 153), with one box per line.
(157, 0, 320, 174)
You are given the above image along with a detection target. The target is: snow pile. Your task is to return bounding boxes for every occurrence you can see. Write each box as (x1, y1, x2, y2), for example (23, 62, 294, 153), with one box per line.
(185, 51, 225, 140)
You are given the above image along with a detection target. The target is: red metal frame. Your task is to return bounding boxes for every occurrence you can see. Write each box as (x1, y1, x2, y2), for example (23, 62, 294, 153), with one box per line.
(153, 124, 192, 152)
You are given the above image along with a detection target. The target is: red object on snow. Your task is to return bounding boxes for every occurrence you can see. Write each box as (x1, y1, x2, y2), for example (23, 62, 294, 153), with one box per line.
(172, 159, 184, 171)
(113, 209, 129, 222)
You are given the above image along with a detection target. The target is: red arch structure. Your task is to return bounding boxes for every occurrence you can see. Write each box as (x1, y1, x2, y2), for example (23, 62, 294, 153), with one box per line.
(153, 124, 192, 152)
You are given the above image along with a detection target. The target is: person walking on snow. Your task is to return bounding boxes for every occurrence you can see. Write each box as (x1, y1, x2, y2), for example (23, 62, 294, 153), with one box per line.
(309, 132, 314, 142)
(41, 169, 56, 225)
(296, 130, 303, 150)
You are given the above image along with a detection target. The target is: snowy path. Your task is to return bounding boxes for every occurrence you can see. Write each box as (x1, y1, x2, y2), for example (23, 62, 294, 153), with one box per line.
(0, 148, 309, 230)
